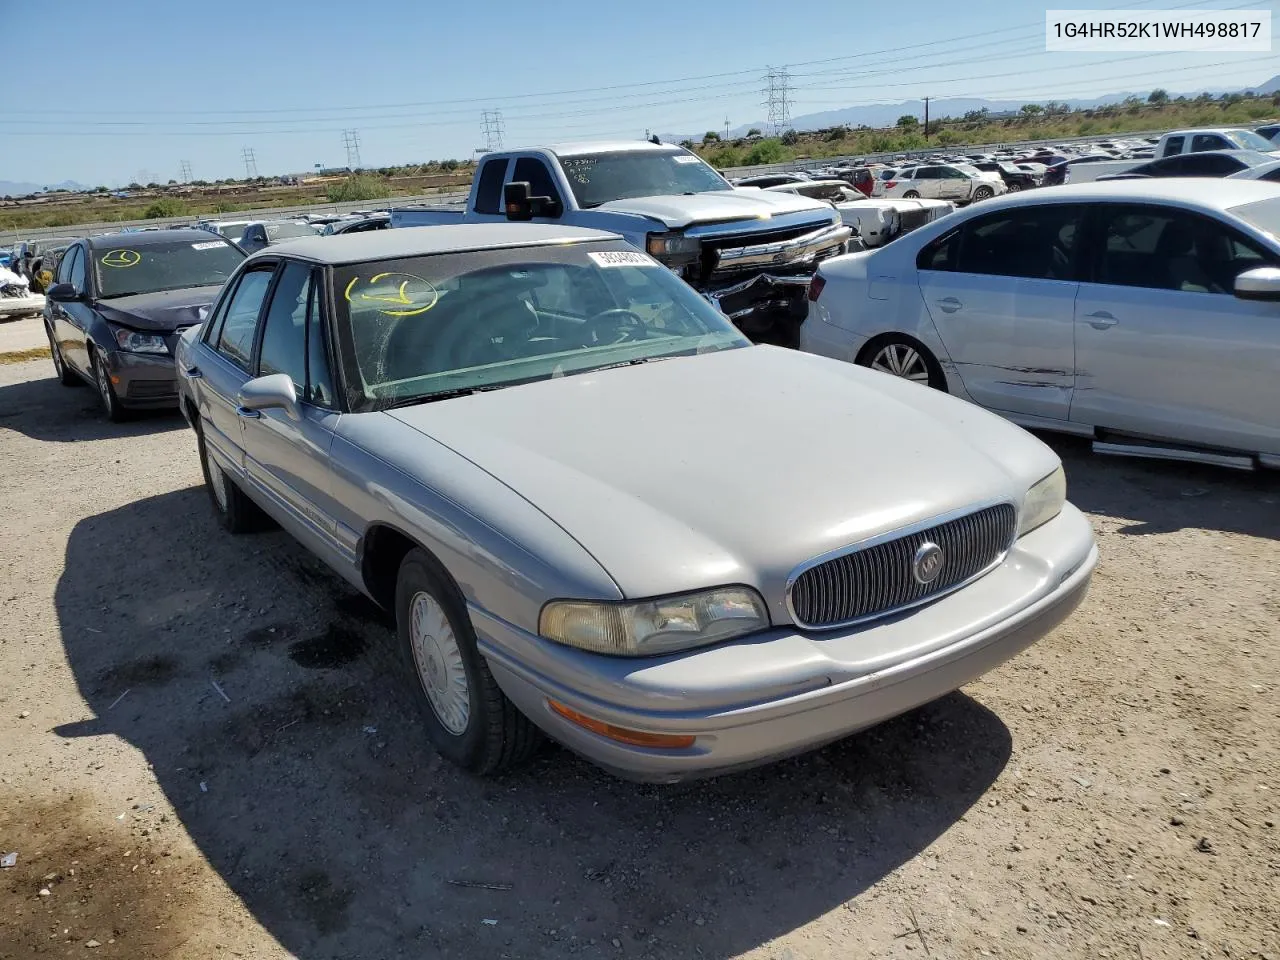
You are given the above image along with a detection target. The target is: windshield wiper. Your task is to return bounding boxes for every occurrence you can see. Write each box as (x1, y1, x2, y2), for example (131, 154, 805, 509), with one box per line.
(589, 355, 681, 374)
(380, 383, 509, 410)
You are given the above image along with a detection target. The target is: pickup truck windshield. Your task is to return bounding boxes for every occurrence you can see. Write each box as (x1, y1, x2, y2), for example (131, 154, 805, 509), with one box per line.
(331, 241, 750, 412)
(1227, 130, 1275, 151)
(559, 150, 732, 208)
(94, 239, 245, 298)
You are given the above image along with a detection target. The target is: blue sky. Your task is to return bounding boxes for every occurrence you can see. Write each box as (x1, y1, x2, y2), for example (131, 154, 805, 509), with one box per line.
(4, 0, 1276, 186)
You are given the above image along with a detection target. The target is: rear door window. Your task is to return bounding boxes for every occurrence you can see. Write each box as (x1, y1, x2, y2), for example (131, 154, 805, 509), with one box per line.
(1190, 134, 1228, 152)
(954, 206, 1083, 280)
(474, 158, 508, 215)
(1162, 135, 1185, 157)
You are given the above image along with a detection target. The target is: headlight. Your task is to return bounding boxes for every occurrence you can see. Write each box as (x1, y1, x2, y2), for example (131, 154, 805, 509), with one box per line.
(645, 231, 701, 263)
(539, 586, 770, 656)
(1018, 465, 1066, 537)
(111, 327, 169, 354)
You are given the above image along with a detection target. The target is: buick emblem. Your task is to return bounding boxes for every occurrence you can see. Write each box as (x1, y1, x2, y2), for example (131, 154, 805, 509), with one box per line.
(912, 542, 945, 585)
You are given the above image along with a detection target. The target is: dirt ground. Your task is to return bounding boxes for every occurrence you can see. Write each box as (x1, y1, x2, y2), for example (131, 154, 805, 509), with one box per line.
(1, 355, 1277, 960)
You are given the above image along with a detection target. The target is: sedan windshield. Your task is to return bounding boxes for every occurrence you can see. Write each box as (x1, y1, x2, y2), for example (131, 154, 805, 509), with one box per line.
(559, 150, 731, 208)
(94, 238, 245, 298)
(331, 241, 750, 412)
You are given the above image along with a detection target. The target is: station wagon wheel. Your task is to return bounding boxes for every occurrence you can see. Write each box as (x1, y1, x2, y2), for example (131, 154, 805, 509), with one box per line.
(859, 336, 947, 390)
(395, 549, 541, 774)
(972, 185, 995, 201)
(902, 189, 920, 198)
(46, 325, 78, 387)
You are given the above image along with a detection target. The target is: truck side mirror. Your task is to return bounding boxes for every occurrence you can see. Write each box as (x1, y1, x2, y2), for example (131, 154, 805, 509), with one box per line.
(504, 182, 533, 221)
(530, 196, 563, 219)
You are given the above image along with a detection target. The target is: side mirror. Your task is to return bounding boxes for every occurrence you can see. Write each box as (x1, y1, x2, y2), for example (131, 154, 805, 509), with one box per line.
(1234, 266, 1280, 302)
(504, 181, 533, 221)
(238, 373, 299, 419)
(46, 282, 79, 302)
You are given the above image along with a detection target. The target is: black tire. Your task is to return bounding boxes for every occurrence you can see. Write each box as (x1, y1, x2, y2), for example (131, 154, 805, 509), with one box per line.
(972, 185, 995, 201)
(857, 335, 948, 390)
(1006, 183, 1022, 192)
(90, 348, 127, 421)
(196, 421, 262, 534)
(396, 548, 541, 775)
(902, 189, 920, 199)
(47, 325, 79, 387)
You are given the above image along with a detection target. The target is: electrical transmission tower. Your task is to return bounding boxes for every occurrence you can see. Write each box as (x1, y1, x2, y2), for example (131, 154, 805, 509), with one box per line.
(241, 147, 258, 179)
(480, 110, 505, 152)
(763, 66, 792, 136)
(179, 160, 193, 183)
(341, 129, 362, 170)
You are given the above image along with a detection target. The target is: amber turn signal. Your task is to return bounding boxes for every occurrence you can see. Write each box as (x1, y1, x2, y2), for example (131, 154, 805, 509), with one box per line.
(547, 700, 695, 750)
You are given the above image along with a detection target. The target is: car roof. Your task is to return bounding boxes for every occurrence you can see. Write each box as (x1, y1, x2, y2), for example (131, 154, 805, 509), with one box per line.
(245, 223, 622, 266)
(86, 228, 220, 250)
(1151, 149, 1274, 164)
(956, 178, 1280, 212)
(1164, 127, 1255, 136)
(537, 141, 684, 158)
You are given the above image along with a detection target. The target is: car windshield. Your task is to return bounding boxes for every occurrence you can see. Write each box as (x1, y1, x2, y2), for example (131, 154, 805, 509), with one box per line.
(94, 238, 245, 298)
(331, 241, 750, 412)
(559, 150, 731, 208)
(214, 224, 247, 241)
(264, 221, 320, 241)
(952, 163, 982, 177)
(1229, 197, 1280, 243)
(1227, 130, 1276, 151)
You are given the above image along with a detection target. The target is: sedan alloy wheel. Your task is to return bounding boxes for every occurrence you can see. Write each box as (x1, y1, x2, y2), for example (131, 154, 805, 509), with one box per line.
(870, 342, 933, 383)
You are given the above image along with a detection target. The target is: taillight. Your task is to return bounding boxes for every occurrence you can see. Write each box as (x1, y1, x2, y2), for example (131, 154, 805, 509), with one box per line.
(808, 274, 826, 302)
(884, 181, 897, 188)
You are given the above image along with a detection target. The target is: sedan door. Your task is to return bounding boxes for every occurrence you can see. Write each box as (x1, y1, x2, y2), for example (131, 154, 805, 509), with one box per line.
(916, 204, 1083, 421)
(188, 264, 277, 484)
(935, 167, 971, 201)
(1071, 204, 1280, 456)
(237, 261, 347, 566)
(50, 245, 91, 376)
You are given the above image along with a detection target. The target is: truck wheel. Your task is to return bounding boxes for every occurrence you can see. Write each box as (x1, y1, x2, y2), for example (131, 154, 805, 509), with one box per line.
(396, 548, 541, 775)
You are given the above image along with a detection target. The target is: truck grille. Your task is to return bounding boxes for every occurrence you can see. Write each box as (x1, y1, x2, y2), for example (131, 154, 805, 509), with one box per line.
(787, 503, 1017, 629)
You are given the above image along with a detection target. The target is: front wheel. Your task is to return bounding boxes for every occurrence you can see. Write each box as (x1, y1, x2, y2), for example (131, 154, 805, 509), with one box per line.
(859, 337, 947, 390)
(972, 185, 995, 201)
(396, 549, 541, 775)
(91, 349, 126, 421)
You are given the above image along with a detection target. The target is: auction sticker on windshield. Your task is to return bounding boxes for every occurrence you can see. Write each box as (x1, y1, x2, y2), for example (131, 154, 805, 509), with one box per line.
(343, 272, 439, 317)
(101, 250, 140, 268)
(191, 241, 227, 250)
(588, 251, 659, 268)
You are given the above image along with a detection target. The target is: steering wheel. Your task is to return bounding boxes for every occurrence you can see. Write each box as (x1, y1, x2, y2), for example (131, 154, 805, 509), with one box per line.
(580, 309, 647, 347)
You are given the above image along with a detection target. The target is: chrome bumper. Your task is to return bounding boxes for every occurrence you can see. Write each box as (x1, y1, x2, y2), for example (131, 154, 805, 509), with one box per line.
(712, 222, 852, 274)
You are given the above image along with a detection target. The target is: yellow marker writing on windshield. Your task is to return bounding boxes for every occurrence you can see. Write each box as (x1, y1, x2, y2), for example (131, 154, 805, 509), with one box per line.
(343, 271, 438, 317)
(101, 249, 141, 268)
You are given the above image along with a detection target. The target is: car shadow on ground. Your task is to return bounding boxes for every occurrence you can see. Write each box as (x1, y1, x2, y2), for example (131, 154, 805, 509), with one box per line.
(53, 488, 1013, 959)
(0, 365, 185, 442)
(1042, 434, 1280, 541)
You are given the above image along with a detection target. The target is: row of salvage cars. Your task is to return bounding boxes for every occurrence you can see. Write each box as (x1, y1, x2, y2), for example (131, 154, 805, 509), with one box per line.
(37, 162, 1279, 785)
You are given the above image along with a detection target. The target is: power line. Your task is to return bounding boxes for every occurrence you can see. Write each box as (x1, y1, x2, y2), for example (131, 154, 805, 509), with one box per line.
(341, 129, 362, 169)
(241, 147, 257, 179)
(480, 110, 505, 152)
(764, 66, 791, 136)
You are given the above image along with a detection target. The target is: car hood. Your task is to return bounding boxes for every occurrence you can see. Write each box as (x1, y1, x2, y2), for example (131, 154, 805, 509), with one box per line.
(386, 347, 1058, 616)
(593, 189, 835, 229)
(95, 285, 223, 332)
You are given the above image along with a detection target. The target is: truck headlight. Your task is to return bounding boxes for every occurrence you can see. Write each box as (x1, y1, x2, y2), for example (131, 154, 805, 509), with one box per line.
(111, 327, 169, 354)
(540, 586, 770, 656)
(645, 231, 701, 263)
(1018, 465, 1066, 537)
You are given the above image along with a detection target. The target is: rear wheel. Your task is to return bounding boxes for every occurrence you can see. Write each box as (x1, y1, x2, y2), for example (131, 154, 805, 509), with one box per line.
(396, 548, 541, 775)
(1006, 183, 1022, 192)
(197, 421, 262, 533)
(902, 190, 920, 199)
(47, 325, 78, 386)
(858, 336, 947, 390)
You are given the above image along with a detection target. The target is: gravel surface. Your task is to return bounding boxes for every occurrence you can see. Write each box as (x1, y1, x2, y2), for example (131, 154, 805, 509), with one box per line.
(1, 356, 1277, 960)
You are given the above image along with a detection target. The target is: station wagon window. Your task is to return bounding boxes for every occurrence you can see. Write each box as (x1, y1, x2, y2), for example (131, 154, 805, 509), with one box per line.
(954, 206, 1082, 281)
(512, 158, 562, 209)
(214, 267, 273, 369)
(1094, 206, 1271, 294)
(474, 158, 508, 215)
(914, 167, 939, 179)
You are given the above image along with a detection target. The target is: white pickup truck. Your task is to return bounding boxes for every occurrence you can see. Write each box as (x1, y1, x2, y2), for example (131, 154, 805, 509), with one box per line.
(1155, 127, 1280, 159)
(390, 141, 852, 346)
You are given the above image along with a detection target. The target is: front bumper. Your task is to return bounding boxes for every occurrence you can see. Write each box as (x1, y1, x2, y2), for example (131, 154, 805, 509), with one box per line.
(99, 349, 180, 409)
(476, 504, 1097, 783)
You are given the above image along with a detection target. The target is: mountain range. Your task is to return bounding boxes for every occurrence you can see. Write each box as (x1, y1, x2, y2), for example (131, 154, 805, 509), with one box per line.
(662, 75, 1280, 142)
(0, 179, 89, 198)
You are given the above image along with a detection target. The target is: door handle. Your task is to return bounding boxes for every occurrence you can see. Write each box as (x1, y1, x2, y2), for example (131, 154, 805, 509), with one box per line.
(1085, 310, 1117, 329)
(183, 365, 202, 379)
(235, 406, 261, 419)
(935, 297, 962, 313)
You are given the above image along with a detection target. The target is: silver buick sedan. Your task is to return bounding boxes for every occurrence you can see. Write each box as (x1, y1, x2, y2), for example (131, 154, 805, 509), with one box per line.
(175, 224, 1097, 782)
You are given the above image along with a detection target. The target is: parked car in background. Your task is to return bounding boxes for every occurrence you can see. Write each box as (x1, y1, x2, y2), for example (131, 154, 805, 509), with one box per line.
(43, 229, 245, 420)
(0, 264, 45, 319)
(731, 173, 812, 188)
(196, 220, 255, 244)
(12, 237, 78, 293)
(1156, 127, 1280, 158)
(1228, 158, 1280, 183)
(762, 180, 954, 247)
(802, 180, 1280, 470)
(1256, 123, 1280, 144)
(872, 163, 1006, 203)
(824, 166, 877, 196)
(175, 222, 1095, 782)
(237, 220, 322, 254)
(389, 141, 850, 347)
(322, 212, 391, 235)
(970, 161, 1041, 192)
(1097, 150, 1276, 181)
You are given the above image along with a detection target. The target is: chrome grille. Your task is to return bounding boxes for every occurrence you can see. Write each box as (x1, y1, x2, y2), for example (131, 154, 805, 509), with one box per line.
(788, 503, 1017, 629)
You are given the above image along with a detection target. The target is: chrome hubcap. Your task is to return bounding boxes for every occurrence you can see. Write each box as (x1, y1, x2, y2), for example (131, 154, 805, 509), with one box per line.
(205, 445, 229, 512)
(409, 591, 469, 735)
(870, 344, 931, 384)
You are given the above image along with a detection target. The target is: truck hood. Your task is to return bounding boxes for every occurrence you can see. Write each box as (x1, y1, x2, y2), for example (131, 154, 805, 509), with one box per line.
(593, 189, 836, 230)
(386, 346, 1058, 616)
(94, 284, 222, 332)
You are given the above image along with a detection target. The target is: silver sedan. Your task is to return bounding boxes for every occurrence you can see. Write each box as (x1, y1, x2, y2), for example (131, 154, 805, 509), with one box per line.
(176, 224, 1096, 782)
